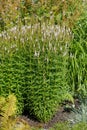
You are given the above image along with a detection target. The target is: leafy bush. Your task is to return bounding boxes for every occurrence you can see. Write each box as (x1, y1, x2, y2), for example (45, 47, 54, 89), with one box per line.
(0, 26, 70, 122)
(23, 40, 69, 122)
(0, 0, 83, 31)
(0, 0, 20, 31)
(0, 94, 31, 130)
(21, 0, 83, 26)
(0, 52, 25, 114)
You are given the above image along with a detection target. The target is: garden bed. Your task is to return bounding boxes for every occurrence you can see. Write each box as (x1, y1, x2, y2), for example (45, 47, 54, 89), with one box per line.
(20, 99, 80, 129)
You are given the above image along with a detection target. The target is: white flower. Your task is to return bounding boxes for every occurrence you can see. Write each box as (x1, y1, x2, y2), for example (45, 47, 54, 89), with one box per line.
(60, 46, 62, 51)
(34, 51, 40, 57)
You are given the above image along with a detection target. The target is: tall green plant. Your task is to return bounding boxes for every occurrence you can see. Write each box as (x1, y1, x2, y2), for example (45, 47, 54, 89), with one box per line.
(68, 10, 87, 98)
(0, 50, 25, 114)
(21, 32, 70, 122)
(0, 26, 70, 122)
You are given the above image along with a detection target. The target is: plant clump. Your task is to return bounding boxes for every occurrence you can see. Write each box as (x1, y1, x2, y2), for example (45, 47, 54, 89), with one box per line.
(0, 94, 31, 130)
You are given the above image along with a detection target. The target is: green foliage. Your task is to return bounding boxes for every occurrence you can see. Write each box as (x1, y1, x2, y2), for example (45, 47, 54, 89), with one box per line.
(50, 122, 87, 130)
(71, 123, 87, 130)
(0, 94, 17, 130)
(50, 122, 70, 130)
(0, 0, 83, 30)
(0, 0, 20, 31)
(69, 99, 87, 125)
(23, 40, 69, 122)
(0, 26, 70, 122)
(21, 0, 83, 26)
(0, 94, 31, 130)
(0, 0, 86, 123)
(0, 52, 24, 114)
(63, 93, 74, 104)
(68, 10, 87, 98)
(31, 122, 87, 130)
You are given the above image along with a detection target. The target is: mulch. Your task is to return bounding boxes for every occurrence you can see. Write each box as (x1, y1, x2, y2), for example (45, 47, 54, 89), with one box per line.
(20, 99, 80, 129)
(20, 107, 71, 129)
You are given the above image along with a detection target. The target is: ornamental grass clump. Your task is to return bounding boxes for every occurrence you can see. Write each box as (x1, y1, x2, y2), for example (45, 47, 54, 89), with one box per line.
(0, 23, 70, 122)
(22, 37, 69, 122)
(68, 99, 87, 126)
(68, 9, 87, 97)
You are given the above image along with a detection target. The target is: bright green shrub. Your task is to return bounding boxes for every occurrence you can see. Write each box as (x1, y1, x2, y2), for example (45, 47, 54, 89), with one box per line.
(0, 28, 70, 122)
(22, 33, 71, 122)
(0, 50, 25, 114)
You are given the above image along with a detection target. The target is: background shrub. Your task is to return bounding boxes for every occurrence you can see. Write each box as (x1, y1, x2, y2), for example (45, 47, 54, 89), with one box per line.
(0, 0, 20, 31)
(0, 0, 83, 30)
(68, 11, 87, 98)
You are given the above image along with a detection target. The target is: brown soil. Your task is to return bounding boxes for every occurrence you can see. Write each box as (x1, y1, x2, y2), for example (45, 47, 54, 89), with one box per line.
(20, 99, 80, 129)
(20, 107, 69, 129)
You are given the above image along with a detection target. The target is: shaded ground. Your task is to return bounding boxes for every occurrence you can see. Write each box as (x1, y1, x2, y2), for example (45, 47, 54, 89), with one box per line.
(20, 99, 80, 129)
(21, 107, 69, 129)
